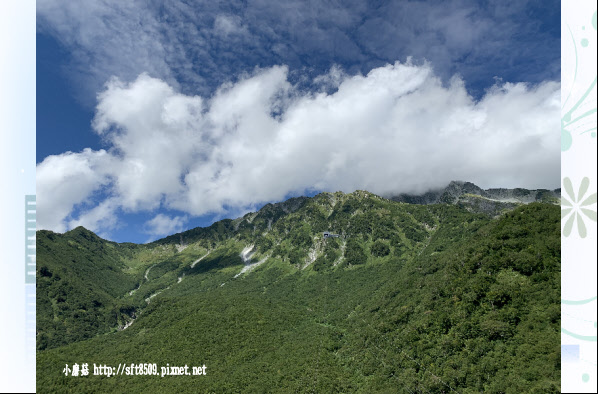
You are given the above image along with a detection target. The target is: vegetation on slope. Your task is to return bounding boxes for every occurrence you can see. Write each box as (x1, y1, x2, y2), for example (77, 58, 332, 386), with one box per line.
(37, 191, 560, 393)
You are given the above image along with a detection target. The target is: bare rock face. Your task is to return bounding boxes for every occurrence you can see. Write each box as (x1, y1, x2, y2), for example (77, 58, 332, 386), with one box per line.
(484, 187, 561, 203)
(387, 181, 560, 214)
(438, 181, 489, 204)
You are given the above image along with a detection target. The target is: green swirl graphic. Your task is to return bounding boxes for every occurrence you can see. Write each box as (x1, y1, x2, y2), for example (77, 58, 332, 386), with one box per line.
(561, 296, 597, 305)
(562, 12, 598, 150)
(561, 327, 597, 342)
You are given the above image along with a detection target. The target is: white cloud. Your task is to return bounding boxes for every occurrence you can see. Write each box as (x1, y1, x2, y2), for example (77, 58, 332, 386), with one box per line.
(36, 0, 560, 108)
(67, 198, 120, 235)
(213, 15, 248, 37)
(36, 148, 112, 232)
(93, 73, 205, 211)
(143, 214, 188, 240)
(36, 0, 182, 101)
(313, 65, 346, 90)
(36, 62, 560, 235)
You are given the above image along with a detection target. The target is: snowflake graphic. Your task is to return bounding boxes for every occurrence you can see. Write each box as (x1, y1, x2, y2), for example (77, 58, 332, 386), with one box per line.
(562, 177, 597, 238)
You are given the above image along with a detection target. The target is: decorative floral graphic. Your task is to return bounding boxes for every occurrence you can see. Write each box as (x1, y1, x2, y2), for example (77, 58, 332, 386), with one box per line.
(561, 7, 597, 391)
(562, 177, 597, 238)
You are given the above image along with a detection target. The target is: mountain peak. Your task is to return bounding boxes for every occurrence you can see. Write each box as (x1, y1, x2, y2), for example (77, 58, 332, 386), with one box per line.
(66, 225, 94, 234)
(388, 181, 560, 207)
(65, 226, 105, 242)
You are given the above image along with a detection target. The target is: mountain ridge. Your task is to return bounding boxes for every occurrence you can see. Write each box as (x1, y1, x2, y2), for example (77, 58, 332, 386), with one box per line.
(37, 183, 561, 392)
(387, 180, 560, 205)
(39, 181, 558, 246)
(156, 181, 559, 247)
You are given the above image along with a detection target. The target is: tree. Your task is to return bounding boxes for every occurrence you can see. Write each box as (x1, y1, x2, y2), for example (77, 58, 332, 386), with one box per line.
(345, 239, 367, 265)
(371, 240, 390, 257)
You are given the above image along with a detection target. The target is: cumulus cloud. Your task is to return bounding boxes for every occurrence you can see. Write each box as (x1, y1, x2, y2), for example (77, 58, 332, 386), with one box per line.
(93, 73, 206, 211)
(36, 62, 560, 234)
(36, 148, 112, 232)
(143, 214, 188, 240)
(67, 198, 120, 235)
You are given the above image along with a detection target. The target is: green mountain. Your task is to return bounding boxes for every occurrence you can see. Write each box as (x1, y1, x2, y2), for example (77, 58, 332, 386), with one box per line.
(37, 187, 560, 393)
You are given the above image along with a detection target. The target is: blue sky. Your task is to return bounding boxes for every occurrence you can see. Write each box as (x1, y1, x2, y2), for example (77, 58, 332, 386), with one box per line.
(36, 0, 561, 243)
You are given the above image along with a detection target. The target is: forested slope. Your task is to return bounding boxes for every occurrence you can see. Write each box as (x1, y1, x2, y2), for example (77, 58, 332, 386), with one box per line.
(37, 191, 560, 393)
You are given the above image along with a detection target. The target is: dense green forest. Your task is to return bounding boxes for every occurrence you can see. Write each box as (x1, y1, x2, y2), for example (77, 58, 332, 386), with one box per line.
(37, 190, 560, 393)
